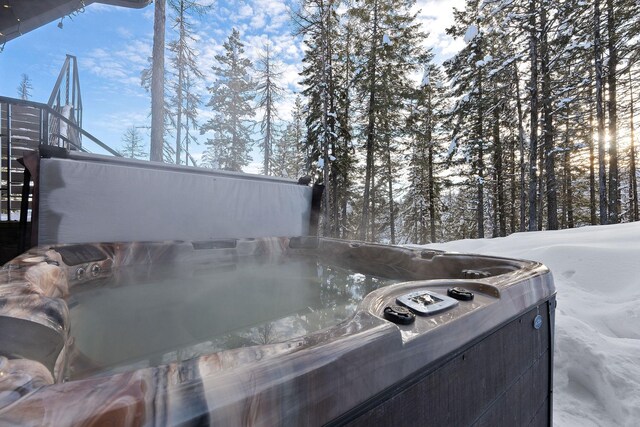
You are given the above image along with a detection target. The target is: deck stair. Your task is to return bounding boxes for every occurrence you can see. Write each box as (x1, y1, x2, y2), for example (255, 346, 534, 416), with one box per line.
(1, 54, 121, 263)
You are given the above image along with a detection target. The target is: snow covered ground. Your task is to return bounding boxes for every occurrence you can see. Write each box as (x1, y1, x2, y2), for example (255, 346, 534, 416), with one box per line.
(422, 222, 640, 427)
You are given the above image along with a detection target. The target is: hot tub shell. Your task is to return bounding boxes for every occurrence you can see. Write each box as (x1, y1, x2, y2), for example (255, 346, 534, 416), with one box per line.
(0, 237, 555, 426)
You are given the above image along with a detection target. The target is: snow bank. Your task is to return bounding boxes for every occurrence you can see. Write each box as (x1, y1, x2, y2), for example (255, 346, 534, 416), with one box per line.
(420, 223, 640, 426)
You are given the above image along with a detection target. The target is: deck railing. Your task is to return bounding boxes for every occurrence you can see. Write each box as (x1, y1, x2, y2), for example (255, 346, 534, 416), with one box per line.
(0, 96, 121, 222)
(47, 54, 83, 148)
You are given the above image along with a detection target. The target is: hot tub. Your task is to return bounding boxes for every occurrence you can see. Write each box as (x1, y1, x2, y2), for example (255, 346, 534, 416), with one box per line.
(0, 236, 555, 425)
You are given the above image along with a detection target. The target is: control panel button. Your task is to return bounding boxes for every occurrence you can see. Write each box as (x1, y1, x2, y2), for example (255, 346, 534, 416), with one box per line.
(383, 305, 416, 325)
(448, 287, 474, 301)
(396, 290, 458, 316)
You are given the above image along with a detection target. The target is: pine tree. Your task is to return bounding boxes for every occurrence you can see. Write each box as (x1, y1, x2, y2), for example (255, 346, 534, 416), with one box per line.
(17, 74, 33, 100)
(445, 1, 489, 238)
(594, 0, 608, 224)
(350, 0, 427, 242)
(605, 0, 619, 222)
(167, 0, 207, 165)
(201, 28, 256, 171)
(332, 18, 357, 238)
(272, 95, 305, 178)
(181, 71, 201, 166)
(629, 68, 639, 221)
(149, 0, 166, 162)
(295, 0, 340, 235)
(120, 126, 147, 160)
(403, 61, 447, 244)
(527, 0, 541, 231)
(479, 4, 525, 237)
(256, 43, 284, 175)
(539, 0, 558, 230)
(141, 59, 176, 163)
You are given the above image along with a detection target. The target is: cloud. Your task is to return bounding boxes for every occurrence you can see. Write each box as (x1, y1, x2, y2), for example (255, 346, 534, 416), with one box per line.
(238, 5, 254, 19)
(142, 7, 154, 21)
(414, 0, 466, 63)
(116, 27, 133, 38)
(82, 38, 151, 89)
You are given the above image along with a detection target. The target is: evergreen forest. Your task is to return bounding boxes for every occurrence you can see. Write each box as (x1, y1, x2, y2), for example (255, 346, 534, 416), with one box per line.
(141, 0, 640, 244)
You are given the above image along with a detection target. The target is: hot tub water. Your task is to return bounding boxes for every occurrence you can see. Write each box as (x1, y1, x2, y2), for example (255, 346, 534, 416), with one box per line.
(67, 256, 398, 379)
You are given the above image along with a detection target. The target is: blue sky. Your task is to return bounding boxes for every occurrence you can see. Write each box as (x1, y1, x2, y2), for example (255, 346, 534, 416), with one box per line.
(0, 0, 463, 171)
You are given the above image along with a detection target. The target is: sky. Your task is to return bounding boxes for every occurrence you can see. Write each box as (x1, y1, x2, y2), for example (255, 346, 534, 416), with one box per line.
(0, 0, 465, 171)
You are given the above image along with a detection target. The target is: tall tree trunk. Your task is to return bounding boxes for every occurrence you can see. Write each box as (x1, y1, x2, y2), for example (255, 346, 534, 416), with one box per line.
(509, 134, 517, 234)
(150, 0, 166, 162)
(492, 108, 499, 239)
(332, 163, 339, 236)
(340, 26, 353, 239)
(588, 75, 597, 224)
(425, 89, 436, 243)
(606, 0, 619, 223)
(370, 171, 376, 241)
(566, 152, 574, 228)
(594, 0, 608, 224)
(540, 4, 557, 230)
(341, 140, 350, 238)
(560, 152, 566, 229)
(263, 47, 272, 175)
(174, 1, 186, 165)
(476, 103, 485, 238)
(537, 136, 544, 231)
(475, 29, 485, 239)
(492, 172, 499, 238)
(185, 108, 190, 165)
(514, 63, 527, 232)
(360, 0, 379, 241)
(565, 116, 574, 228)
(492, 103, 506, 236)
(630, 68, 639, 221)
(386, 129, 395, 244)
(428, 144, 436, 243)
(320, 2, 334, 237)
(328, 39, 338, 237)
(528, 0, 539, 231)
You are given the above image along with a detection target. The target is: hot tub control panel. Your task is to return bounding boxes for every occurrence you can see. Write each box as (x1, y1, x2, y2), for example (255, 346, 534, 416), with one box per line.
(396, 290, 458, 316)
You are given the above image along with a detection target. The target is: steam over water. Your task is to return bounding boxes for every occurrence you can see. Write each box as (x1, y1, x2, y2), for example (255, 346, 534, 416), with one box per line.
(67, 256, 397, 379)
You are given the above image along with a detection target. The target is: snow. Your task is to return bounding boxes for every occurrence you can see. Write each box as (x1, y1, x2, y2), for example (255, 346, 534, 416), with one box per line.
(447, 138, 457, 157)
(558, 97, 576, 107)
(0, 211, 29, 221)
(463, 24, 479, 43)
(419, 223, 640, 427)
(382, 34, 392, 46)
